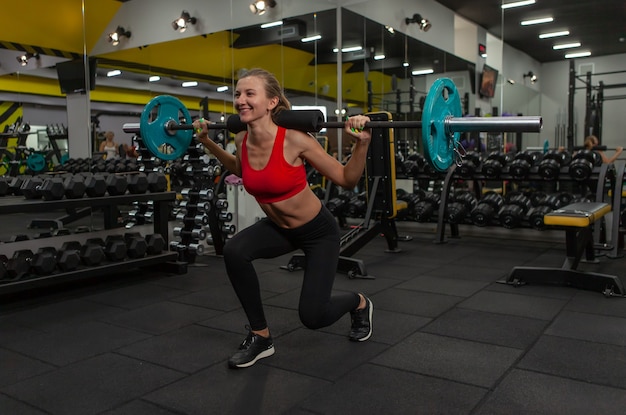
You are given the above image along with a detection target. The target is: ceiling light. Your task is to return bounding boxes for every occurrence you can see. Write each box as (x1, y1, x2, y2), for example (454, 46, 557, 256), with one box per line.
(374, 54, 385, 60)
(16, 52, 40, 66)
(261, 20, 283, 29)
(385, 25, 395, 34)
(172, 11, 196, 32)
(405, 14, 431, 32)
(217, 86, 229, 92)
(301, 35, 321, 43)
(149, 76, 160, 82)
(501, 0, 535, 9)
(250, 1, 276, 16)
(182, 81, 198, 87)
(553, 42, 581, 50)
(539, 30, 570, 39)
(333, 46, 362, 53)
(412, 69, 434, 76)
(521, 17, 554, 26)
(108, 26, 131, 46)
(403, 62, 409, 67)
(565, 51, 591, 59)
(107, 70, 122, 77)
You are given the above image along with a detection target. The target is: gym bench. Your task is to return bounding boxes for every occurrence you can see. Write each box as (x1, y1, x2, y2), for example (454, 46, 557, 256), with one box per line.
(500, 202, 625, 297)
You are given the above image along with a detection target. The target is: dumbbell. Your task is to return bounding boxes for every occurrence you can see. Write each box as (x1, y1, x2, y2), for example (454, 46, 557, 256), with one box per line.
(178, 200, 212, 213)
(145, 234, 166, 255)
(124, 232, 148, 258)
(20, 177, 45, 199)
(76, 239, 106, 266)
(569, 149, 602, 181)
(63, 175, 87, 199)
(0, 250, 34, 281)
(105, 174, 128, 196)
(147, 172, 168, 192)
(127, 172, 149, 194)
(325, 190, 353, 217)
(221, 224, 236, 235)
(92, 236, 129, 261)
(173, 226, 207, 240)
(446, 191, 477, 224)
(457, 151, 481, 178)
(414, 192, 440, 222)
(526, 194, 563, 230)
(44, 243, 82, 272)
(169, 241, 204, 255)
(345, 193, 367, 218)
(481, 151, 508, 179)
(84, 173, 107, 197)
(396, 190, 425, 219)
(218, 211, 233, 222)
(498, 193, 532, 229)
(508, 151, 539, 180)
(180, 188, 215, 200)
(470, 191, 504, 227)
(176, 212, 209, 226)
(538, 150, 570, 180)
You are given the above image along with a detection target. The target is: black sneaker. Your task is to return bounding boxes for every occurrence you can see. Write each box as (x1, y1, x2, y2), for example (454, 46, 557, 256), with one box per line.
(228, 327, 275, 368)
(349, 295, 373, 342)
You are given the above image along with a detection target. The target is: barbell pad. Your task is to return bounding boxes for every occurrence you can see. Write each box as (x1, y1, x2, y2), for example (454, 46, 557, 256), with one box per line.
(226, 115, 247, 134)
(275, 110, 325, 132)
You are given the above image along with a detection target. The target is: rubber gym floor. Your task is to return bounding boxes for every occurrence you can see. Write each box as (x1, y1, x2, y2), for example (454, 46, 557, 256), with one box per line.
(1, 212, 625, 415)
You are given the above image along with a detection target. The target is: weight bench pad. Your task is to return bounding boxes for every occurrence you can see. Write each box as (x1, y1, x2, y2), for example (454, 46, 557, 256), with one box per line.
(544, 202, 611, 228)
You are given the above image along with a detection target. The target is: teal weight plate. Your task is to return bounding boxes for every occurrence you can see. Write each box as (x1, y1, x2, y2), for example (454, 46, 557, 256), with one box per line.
(140, 95, 193, 161)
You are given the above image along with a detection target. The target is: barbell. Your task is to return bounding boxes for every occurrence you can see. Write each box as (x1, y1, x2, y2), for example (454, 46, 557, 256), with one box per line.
(123, 77, 542, 172)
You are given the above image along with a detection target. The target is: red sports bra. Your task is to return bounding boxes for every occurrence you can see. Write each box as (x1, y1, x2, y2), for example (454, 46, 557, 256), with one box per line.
(241, 126, 308, 203)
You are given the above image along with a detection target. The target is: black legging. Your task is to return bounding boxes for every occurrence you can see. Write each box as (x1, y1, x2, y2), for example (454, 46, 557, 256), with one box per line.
(223, 205, 360, 331)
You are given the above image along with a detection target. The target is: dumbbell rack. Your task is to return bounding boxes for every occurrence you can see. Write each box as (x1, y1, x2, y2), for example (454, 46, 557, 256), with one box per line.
(0, 191, 183, 295)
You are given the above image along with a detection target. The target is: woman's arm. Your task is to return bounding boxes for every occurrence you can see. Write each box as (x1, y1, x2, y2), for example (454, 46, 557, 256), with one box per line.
(192, 119, 241, 175)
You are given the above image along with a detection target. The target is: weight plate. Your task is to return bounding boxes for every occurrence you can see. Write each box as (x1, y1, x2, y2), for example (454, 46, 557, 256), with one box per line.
(140, 95, 193, 161)
(421, 78, 462, 172)
(27, 153, 46, 172)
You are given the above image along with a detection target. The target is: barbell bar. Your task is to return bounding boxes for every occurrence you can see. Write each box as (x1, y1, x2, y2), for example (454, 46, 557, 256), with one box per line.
(122, 77, 542, 171)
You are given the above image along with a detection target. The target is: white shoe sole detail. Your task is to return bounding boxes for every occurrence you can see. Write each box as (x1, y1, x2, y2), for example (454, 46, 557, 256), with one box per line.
(356, 299, 373, 342)
(233, 345, 275, 368)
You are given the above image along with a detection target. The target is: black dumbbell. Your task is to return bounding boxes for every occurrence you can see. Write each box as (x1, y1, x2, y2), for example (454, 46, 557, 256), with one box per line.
(180, 188, 215, 200)
(178, 201, 212, 213)
(63, 175, 86, 199)
(569, 149, 602, 181)
(538, 150, 570, 180)
(147, 172, 168, 192)
(1, 250, 33, 281)
(176, 212, 209, 226)
(173, 227, 207, 240)
(498, 193, 532, 229)
(105, 174, 128, 196)
(20, 177, 44, 199)
(145, 234, 166, 255)
(31, 247, 58, 275)
(446, 191, 477, 224)
(124, 233, 148, 258)
(457, 151, 481, 178)
(84, 173, 107, 197)
(78, 240, 106, 266)
(414, 192, 440, 223)
(481, 151, 508, 179)
(471, 191, 504, 227)
(39, 177, 66, 201)
(56, 242, 82, 272)
(127, 173, 149, 194)
(103, 236, 129, 261)
(508, 151, 539, 180)
(169, 241, 204, 255)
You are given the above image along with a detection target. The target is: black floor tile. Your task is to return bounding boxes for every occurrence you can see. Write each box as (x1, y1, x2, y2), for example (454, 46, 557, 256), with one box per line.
(396, 274, 489, 297)
(0, 394, 48, 415)
(422, 307, 548, 349)
(83, 282, 191, 310)
(100, 399, 181, 414)
(115, 325, 241, 374)
(371, 287, 464, 318)
(475, 369, 626, 415)
(143, 364, 330, 415)
(545, 310, 626, 346)
(0, 348, 55, 388)
(168, 284, 242, 312)
(1, 320, 151, 366)
(100, 301, 222, 335)
(265, 328, 388, 381)
(458, 290, 568, 320)
(297, 363, 487, 415)
(564, 290, 626, 318)
(372, 332, 522, 388)
(518, 335, 626, 389)
(0, 353, 185, 415)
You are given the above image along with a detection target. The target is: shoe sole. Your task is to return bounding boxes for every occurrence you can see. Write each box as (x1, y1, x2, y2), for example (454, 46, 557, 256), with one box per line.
(229, 346, 275, 369)
(351, 298, 373, 342)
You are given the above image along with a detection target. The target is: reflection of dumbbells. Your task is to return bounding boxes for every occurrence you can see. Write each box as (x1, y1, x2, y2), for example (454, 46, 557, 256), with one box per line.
(176, 212, 209, 226)
(481, 151, 508, 179)
(569, 149, 602, 181)
(173, 227, 207, 241)
(471, 191, 504, 227)
(181, 188, 214, 200)
(414, 192, 440, 222)
(508, 151, 540, 180)
(178, 200, 212, 213)
(498, 193, 532, 229)
(538, 150, 570, 180)
(446, 191, 477, 224)
(457, 151, 481, 178)
(170, 241, 205, 255)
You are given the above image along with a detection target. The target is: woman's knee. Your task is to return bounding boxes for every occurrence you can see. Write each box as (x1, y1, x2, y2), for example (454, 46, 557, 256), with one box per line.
(298, 305, 327, 330)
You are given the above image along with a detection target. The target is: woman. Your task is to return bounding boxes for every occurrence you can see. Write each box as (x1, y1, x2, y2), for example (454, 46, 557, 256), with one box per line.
(193, 68, 373, 369)
(99, 131, 118, 159)
(584, 135, 623, 164)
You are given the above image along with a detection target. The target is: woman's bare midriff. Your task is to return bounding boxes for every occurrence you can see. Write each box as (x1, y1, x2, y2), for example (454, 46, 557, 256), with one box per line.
(258, 186, 323, 229)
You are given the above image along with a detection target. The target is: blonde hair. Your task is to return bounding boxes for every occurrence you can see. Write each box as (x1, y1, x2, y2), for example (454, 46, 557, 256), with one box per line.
(584, 135, 598, 149)
(238, 68, 291, 124)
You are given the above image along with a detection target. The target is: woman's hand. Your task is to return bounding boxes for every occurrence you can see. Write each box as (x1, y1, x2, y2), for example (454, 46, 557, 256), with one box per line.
(192, 118, 211, 145)
(344, 115, 372, 143)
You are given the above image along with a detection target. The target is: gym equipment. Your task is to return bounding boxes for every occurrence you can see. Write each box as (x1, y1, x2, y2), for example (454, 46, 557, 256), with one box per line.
(39, 177, 66, 201)
(84, 174, 107, 197)
(105, 174, 128, 196)
(173, 226, 207, 240)
(446, 191, 477, 224)
(181, 188, 214, 200)
(127, 173, 149, 194)
(414, 192, 440, 222)
(122, 78, 542, 171)
(538, 150, 570, 179)
(145, 234, 166, 255)
(456, 151, 481, 178)
(498, 193, 532, 229)
(481, 151, 508, 179)
(79, 241, 106, 266)
(124, 233, 148, 258)
(470, 191, 504, 227)
(147, 171, 168, 192)
(509, 151, 539, 180)
(569, 149, 601, 181)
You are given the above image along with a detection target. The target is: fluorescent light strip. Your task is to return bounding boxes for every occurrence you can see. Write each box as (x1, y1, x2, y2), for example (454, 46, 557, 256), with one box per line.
(521, 17, 553, 26)
(182, 81, 198, 87)
(217, 86, 229, 92)
(107, 70, 121, 77)
(261, 20, 283, 29)
(301, 35, 321, 43)
(333, 46, 362, 53)
(501, 0, 535, 9)
(149, 75, 160, 82)
(565, 51, 591, 59)
(553, 42, 581, 50)
(539, 30, 569, 39)
(412, 69, 434, 76)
